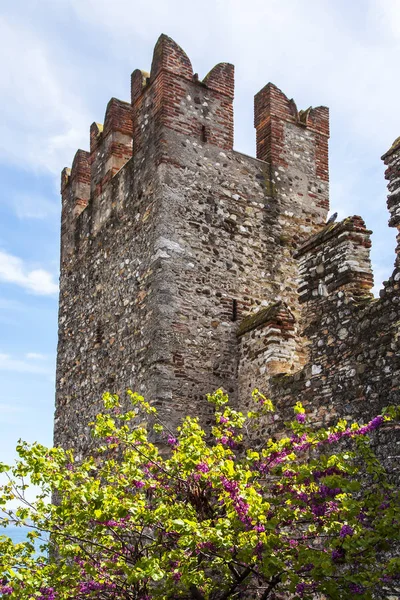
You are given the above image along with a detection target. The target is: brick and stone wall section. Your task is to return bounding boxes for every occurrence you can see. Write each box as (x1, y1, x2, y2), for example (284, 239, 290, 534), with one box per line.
(296, 215, 374, 306)
(131, 34, 234, 159)
(56, 35, 239, 455)
(247, 149, 400, 475)
(60, 150, 90, 261)
(382, 136, 400, 266)
(254, 83, 329, 207)
(237, 302, 303, 413)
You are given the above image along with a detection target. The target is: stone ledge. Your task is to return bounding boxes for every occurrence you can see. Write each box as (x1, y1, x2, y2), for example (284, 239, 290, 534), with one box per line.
(295, 216, 371, 258)
(237, 301, 295, 337)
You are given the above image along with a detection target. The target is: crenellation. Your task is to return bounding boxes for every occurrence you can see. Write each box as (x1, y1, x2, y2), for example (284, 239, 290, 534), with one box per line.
(150, 34, 193, 81)
(131, 69, 150, 105)
(55, 35, 400, 474)
(382, 141, 400, 276)
(60, 149, 90, 261)
(202, 63, 234, 99)
(90, 97, 133, 201)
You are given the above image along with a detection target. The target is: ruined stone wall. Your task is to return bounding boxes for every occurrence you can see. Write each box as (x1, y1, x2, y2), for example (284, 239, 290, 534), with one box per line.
(248, 148, 400, 474)
(237, 302, 298, 413)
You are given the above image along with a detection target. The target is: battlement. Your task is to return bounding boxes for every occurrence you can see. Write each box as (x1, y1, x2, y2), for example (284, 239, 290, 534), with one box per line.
(254, 83, 329, 181)
(130, 34, 234, 156)
(89, 98, 133, 200)
(60, 35, 239, 263)
(382, 138, 400, 274)
(60, 34, 331, 264)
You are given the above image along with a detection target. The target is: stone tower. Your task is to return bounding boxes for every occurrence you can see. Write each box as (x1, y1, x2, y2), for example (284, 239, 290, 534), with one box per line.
(55, 35, 399, 468)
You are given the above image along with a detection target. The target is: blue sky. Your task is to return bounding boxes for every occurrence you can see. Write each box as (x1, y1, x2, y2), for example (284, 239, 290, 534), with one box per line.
(1, 0, 400, 464)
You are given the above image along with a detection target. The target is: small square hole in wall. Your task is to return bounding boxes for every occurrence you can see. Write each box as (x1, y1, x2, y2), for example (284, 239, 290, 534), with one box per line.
(232, 299, 238, 322)
(95, 323, 103, 346)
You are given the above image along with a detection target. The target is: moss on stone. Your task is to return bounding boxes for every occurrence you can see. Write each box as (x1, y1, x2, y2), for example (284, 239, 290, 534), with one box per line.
(237, 302, 281, 337)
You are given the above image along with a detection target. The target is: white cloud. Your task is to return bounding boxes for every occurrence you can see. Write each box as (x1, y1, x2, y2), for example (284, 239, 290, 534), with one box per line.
(0, 15, 90, 174)
(0, 353, 51, 375)
(0, 403, 23, 414)
(0, 250, 58, 296)
(10, 194, 59, 220)
(25, 353, 47, 361)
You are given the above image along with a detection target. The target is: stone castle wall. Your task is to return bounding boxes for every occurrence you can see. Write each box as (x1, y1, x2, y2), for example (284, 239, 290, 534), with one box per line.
(55, 35, 399, 469)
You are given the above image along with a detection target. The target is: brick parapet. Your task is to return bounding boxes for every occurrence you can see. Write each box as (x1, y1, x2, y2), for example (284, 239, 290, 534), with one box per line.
(150, 33, 194, 82)
(89, 98, 133, 201)
(254, 83, 329, 182)
(253, 83, 330, 242)
(382, 141, 400, 274)
(60, 150, 90, 261)
(131, 35, 234, 157)
(60, 35, 236, 264)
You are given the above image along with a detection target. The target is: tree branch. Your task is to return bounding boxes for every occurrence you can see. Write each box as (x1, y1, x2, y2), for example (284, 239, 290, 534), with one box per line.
(190, 584, 206, 600)
(260, 574, 282, 600)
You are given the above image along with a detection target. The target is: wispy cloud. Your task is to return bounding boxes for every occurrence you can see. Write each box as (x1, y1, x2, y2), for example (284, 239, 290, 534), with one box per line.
(8, 193, 60, 220)
(0, 353, 52, 375)
(0, 403, 23, 414)
(0, 14, 90, 174)
(25, 353, 47, 361)
(0, 250, 58, 296)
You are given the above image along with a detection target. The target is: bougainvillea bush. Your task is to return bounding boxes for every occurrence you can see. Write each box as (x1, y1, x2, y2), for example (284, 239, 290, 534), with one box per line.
(0, 390, 399, 599)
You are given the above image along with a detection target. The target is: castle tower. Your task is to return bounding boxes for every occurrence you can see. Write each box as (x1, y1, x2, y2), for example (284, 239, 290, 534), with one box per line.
(55, 35, 332, 454)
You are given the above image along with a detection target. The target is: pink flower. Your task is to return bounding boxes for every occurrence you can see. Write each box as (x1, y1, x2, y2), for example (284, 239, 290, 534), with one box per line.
(0, 586, 13, 595)
(340, 524, 354, 538)
(133, 479, 145, 488)
(196, 462, 209, 473)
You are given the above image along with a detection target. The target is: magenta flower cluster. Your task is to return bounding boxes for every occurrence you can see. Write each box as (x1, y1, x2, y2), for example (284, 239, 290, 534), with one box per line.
(340, 525, 354, 538)
(0, 586, 13, 596)
(79, 581, 116, 593)
(37, 588, 57, 600)
(221, 476, 250, 525)
(196, 462, 209, 473)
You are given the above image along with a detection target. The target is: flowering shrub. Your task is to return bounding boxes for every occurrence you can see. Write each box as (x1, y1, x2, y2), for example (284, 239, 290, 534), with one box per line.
(0, 390, 399, 599)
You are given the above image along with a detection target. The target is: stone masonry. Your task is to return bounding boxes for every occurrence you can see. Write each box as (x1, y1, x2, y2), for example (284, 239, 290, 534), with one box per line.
(55, 35, 399, 470)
